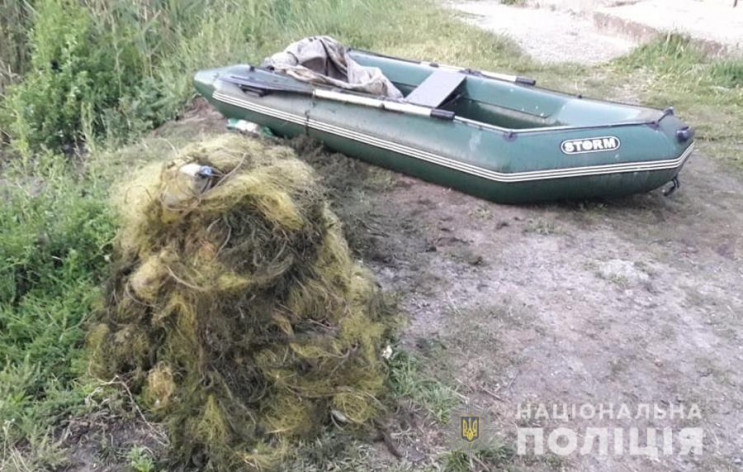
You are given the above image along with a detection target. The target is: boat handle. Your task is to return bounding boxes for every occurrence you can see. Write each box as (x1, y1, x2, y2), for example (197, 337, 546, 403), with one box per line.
(676, 126, 694, 143)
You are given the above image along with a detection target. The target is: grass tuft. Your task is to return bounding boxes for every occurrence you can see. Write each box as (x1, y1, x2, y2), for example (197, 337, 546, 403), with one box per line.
(443, 444, 516, 472)
(387, 350, 458, 422)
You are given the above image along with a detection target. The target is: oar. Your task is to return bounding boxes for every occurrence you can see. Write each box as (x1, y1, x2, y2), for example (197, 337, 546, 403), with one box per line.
(222, 74, 313, 95)
(347, 48, 537, 86)
(421, 62, 537, 86)
(220, 74, 456, 121)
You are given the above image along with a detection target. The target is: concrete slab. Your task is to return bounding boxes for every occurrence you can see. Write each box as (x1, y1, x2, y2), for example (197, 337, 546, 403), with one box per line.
(530, 0, 743, 55)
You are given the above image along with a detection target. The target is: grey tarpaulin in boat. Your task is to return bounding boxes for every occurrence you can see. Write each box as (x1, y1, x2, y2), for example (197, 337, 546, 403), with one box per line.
(262, 36, 403, 98)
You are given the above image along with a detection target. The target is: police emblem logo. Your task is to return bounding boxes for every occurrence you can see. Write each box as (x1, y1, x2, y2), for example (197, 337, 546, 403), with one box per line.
(460, 416, 480, 442)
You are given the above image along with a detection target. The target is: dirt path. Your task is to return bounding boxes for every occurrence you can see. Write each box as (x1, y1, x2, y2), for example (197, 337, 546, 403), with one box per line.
(363, 5, 743, 469)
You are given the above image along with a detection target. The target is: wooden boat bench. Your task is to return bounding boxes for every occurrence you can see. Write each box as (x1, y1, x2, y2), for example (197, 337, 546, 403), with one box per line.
(404, 70, 466, 108)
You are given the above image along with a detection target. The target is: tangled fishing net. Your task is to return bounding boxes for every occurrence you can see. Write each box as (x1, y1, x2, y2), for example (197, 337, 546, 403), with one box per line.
(88, 135, 393, 470)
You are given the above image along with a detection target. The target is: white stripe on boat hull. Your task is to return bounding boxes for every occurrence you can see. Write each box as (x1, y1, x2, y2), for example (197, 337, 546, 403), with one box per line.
(213, 91, 693, 184)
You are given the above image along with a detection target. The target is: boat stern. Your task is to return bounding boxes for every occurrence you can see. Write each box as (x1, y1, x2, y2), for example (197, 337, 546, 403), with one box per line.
(658, 110, 696, 168)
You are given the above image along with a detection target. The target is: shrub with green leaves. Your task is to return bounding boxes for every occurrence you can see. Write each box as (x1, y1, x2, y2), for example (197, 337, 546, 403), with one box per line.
(4, 0, 165, 155)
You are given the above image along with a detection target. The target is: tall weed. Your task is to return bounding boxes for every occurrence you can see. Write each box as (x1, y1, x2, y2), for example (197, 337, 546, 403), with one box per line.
(0, 0, 34, 92)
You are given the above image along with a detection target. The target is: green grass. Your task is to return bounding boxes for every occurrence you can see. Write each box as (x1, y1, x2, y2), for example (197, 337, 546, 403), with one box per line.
(443, 445, 517, 472)
(610, 35, 743, 168)
(0, 0, 530, 158)
(0, 157, 115, 469)
(388, 349, 459, 422)
(128, 446, 156, 472)
(1, 0, 743, 470)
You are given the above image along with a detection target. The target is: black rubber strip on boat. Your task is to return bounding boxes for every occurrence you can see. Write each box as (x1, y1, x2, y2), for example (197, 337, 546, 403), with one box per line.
(431, 109, 455, 120)
(515, 76, 537, 86)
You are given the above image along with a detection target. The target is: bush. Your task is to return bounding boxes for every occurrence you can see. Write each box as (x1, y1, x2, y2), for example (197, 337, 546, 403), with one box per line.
(3, 0, 172, 155)
(2, 0, 441, 157)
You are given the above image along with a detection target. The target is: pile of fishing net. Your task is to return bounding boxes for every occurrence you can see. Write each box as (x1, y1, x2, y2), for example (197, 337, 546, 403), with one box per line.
(87, 135, 393, 470)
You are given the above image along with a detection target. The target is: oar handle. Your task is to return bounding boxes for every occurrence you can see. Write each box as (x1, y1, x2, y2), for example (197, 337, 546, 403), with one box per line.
(421, 62, 536, 86)
(480, 71, 536, 86)
(314, 89, 454, 121)
(223, 74, 313, 95)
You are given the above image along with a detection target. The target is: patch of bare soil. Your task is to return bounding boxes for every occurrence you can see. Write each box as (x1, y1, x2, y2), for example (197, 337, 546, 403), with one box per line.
(370, 154, 743, 471)
(62, 395, 168, 472)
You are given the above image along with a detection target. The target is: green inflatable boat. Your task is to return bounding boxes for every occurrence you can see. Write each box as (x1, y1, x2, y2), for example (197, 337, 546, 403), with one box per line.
(194, 42, 694, 203)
